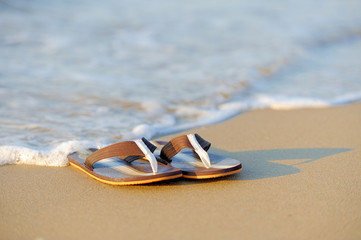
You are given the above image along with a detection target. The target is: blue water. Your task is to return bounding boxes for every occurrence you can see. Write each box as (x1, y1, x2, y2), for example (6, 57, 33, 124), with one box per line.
(0, 0, 360, 166)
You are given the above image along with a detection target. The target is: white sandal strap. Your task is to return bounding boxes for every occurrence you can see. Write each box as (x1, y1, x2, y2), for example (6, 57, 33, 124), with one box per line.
(187, 134, 211, 168)
(135, 139, 158, 173)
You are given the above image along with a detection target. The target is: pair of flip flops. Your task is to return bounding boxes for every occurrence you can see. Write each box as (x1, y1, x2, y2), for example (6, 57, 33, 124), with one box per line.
(68, 134, 242, 185)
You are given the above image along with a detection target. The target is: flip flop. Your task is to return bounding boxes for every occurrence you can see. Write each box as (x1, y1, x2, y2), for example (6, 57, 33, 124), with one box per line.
(67, 138, 182, 185)
(154, 134, 242, 179)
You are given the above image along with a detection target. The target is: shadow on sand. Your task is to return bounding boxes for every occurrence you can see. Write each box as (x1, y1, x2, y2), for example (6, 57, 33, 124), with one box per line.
(212, 147, 352, 180)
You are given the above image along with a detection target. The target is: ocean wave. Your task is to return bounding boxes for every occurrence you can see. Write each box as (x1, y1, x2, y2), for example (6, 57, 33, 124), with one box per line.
(0, 0, 361, 166)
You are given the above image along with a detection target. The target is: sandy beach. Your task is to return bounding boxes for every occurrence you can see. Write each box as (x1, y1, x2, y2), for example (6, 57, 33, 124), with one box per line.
(1, 102, 360, 240)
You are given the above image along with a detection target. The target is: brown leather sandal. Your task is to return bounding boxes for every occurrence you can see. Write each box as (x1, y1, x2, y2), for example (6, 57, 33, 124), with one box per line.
(155, 134, 242, 179)
(67, 138, 182, 185)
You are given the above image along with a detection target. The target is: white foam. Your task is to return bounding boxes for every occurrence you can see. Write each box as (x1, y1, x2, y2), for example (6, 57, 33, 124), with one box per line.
(129, 92, 361, 141)
(252, 95, 329, 110)
(331, 92, 361, 105)
(130, 124, 156, 140)
(0, 141, 102, 167)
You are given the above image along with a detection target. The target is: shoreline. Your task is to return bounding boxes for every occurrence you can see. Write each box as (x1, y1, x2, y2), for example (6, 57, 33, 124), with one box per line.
(149, 97, 361, 141)
(1, 102, 361, 240)
(2, 100, 361, 168)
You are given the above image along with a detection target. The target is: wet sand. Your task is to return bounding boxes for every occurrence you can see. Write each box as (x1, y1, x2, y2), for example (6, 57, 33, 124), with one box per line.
(1, 103, 360, 240)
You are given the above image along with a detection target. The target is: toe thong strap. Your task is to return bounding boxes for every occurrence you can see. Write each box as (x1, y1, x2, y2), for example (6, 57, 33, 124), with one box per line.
(85, 138, 158, 173)
(124, 155, 170, 165)
(160, 134, 212, 168)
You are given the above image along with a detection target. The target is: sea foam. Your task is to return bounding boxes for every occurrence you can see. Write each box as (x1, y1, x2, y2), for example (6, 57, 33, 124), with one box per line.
(0, 141, 102, 167)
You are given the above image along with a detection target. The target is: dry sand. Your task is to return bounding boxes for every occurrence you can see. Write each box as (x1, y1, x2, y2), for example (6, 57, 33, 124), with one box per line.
(1, 103, 360, 240)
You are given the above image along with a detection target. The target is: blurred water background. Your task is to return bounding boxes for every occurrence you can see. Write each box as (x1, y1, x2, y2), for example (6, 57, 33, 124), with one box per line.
(0, 0, 360, 166)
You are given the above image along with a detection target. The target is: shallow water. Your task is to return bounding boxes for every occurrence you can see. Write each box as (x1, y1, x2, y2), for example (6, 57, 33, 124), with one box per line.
(0, 0, 361, 166)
